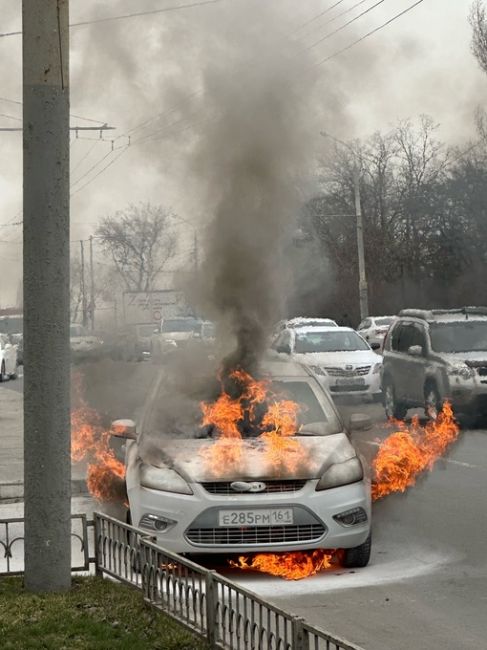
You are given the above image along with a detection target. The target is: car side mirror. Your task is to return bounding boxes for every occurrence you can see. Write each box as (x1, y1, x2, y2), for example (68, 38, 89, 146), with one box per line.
(276, 344, 291, 354)
(111, 419, 137, 439)
(370, 342, 381, 350)
(349, 413, 372, 432)
(408, 345, 423, 357)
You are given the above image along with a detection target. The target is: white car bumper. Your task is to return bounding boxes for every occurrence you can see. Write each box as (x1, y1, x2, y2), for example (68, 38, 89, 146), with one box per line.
(128, 479, 371, 554)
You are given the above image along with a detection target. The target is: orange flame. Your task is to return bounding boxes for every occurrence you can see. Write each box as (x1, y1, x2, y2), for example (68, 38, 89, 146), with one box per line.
(230, 549, 341, 580)
(372, 401, 459, 501)
(199, 368, 313, 476)
(71, 374, 126, 503)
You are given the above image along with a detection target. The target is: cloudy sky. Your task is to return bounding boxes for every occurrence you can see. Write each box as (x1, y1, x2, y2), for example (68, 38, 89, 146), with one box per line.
(0, 0, 484, 304)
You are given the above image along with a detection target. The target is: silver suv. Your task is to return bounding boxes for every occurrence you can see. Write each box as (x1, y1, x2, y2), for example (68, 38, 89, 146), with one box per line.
(381, 307, 487, 419)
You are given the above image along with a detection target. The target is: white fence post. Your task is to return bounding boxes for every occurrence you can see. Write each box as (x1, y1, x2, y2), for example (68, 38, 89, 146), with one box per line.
(205, 570, 218, 647)
(292, 616, 307, 650)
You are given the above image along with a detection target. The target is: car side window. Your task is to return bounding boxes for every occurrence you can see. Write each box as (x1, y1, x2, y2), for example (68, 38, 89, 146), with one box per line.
(409, 324, 427, 352)
(390, 323, 403, 351)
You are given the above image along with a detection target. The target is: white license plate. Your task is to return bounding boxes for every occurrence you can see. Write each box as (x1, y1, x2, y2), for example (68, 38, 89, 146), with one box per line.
(218, 508, 294, 527)
(336, 377, 365, 386)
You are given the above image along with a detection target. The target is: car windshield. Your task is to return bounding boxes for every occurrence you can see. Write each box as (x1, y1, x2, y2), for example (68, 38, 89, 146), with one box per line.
(295, 331, 369, 353)
(375, 318, 393, 327)
(430, 321, 487, 353)
(143, 377, 341, 438)
(161, 318, 198, 332)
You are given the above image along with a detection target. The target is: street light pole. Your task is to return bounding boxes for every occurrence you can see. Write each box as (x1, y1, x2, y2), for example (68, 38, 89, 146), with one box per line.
(23, 0, 71, 592)
(354, 166, 369, 320)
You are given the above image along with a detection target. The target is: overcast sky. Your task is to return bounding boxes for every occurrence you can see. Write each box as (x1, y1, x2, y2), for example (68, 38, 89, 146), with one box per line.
(0, 0, 484, 304)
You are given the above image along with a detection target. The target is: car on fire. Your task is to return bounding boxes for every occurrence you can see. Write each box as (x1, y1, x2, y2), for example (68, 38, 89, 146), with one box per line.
(271, 326, 383, 401)
(357, 316, 396, 349)
(110, 359, 372, 567)
(382, 307, 487, 420)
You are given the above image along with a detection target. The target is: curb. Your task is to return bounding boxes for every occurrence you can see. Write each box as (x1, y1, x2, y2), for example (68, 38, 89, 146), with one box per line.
(0, 478, 89, 504)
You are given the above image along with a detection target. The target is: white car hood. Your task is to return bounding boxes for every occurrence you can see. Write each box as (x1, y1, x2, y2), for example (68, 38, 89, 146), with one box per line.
(138, 433, 357, 482)
(294, 350, 381, 367)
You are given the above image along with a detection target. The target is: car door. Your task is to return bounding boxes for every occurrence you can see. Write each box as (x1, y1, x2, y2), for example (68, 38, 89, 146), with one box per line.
(389, 322, 414, 402)
(404, 323, 428, 404)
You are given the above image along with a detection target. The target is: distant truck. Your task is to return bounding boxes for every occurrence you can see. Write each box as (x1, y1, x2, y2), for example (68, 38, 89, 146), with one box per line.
(114, 290, 193, 362)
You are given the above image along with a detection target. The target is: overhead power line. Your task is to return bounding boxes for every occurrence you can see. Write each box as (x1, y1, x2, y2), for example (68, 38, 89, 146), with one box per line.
(0, 0, 223, 38)
(297, 1, 347, 32)
(309, 0, 387, 50)
(316, 0, 426, 65)
(0, 96, 108, 125)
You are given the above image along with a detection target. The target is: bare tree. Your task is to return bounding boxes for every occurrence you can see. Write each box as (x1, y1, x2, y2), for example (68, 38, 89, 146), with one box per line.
(96, 203, 177, 292)
(470, 1, 487, 74)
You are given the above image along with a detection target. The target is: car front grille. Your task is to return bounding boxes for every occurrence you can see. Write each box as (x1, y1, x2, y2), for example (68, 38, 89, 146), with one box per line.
(325, 366, 370, 377)
(185, 524, 326, 546)
(201, 480, 307, 495)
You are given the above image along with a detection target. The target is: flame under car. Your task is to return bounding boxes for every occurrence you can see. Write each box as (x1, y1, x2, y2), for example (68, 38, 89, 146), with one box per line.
(111, 360, 372, 567)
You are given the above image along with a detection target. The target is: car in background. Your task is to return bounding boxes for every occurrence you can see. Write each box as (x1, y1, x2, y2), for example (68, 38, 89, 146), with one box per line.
(108, 323, 155, 362)
(271, 326, 382, 400)
(109, 359, 372, 566)
(0, 315, 23, 364)
(70, 323, 104, 361)
(357, 316, 396, 349)
(150, 316, 203, 361)
(382, 307, 487, 420)
(0, 333, 18, 381)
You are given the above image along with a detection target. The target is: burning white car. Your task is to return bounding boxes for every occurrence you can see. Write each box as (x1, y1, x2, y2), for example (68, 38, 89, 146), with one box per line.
(111, 359, 372, 567)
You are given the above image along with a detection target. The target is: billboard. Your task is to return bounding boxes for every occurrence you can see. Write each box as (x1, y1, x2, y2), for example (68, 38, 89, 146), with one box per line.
(122, 290, 190, 325)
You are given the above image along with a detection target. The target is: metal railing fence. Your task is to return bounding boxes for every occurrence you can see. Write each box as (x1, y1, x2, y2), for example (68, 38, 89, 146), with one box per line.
(94, 512, 365, 650)
(0, 511, 365, 649)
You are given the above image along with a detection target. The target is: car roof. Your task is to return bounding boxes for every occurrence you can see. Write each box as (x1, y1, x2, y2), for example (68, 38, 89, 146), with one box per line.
(285, 317, 337, 326)
(292, 326, 356, 334)
(370, 315, 395, 320)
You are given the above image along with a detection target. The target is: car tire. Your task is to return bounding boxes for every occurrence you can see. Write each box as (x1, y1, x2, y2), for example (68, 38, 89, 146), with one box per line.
(424, 382, 441, 420)
(342, 534, 371, 568)
(0, 361, 5, 382)
(383, 380, 407, 420)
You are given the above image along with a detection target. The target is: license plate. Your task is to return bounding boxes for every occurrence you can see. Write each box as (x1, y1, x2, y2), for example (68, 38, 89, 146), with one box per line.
(218, 508, 294, 527)
(336, 377, 365, 386)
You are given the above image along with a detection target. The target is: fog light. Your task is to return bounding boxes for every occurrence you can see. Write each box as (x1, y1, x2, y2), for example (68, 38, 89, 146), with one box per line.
(139, 514, 176, 532)
(333, 507, 367, 527)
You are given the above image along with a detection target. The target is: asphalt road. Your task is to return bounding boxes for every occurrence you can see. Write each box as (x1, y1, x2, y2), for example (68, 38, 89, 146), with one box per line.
(2, 364, 486, 649)
(232, 399, 487, 650)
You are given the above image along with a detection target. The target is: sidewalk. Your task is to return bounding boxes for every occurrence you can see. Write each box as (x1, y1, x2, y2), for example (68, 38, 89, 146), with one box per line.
(0, 387, 88, 502)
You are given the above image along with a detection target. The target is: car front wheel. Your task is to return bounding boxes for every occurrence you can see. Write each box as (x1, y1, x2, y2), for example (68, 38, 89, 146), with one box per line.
(383, 380, 407, 420)
(342, 534, 371, 568)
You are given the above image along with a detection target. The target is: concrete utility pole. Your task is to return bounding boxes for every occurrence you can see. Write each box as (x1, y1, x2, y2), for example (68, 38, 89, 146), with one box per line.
(89, 235, 95, 330)
(354, 166, 369, 320)
(23, 0, 71, 591)
(80, 240, 88, 327)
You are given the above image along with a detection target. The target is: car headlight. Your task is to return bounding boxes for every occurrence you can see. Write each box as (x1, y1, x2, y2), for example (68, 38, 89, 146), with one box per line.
(447, 364, 474, 380)
(316, 457, 364, 491)
(372, 362, 382, 374)
(140, 463, 193, 494)
(309, 365, 327, 376)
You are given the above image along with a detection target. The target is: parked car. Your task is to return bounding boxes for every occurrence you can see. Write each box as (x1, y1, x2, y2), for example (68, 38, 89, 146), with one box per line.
(110, 359, 372, 566)
(0, 333, 18, 381)
(107, 323, 155, 362)
(70, 323, 104, 361)
(382, 307, 487, 420)
(150, 316, 203, 361)
(357, 316, 396, 348)
(271, 326, 382, 400)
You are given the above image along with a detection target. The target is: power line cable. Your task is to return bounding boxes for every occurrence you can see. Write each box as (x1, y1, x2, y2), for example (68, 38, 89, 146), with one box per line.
(316, 0, 425, 65)
(309, 0, 387, 50)
(0, 0, 223, 38)
(296, 1, 347, 32)
(0, 95, 108, 124)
